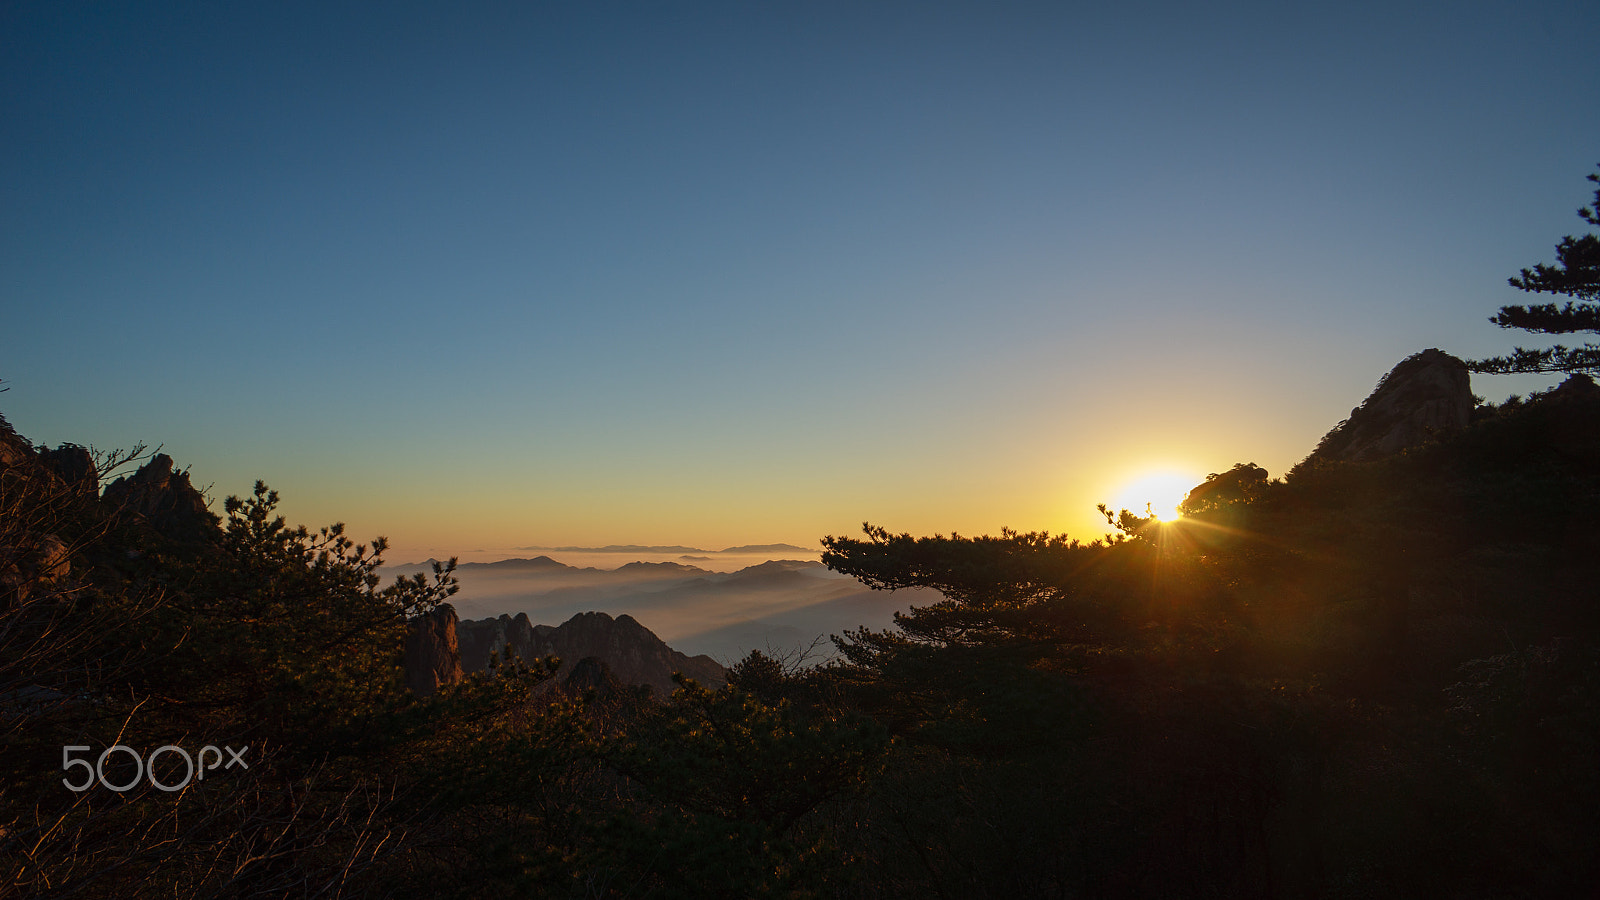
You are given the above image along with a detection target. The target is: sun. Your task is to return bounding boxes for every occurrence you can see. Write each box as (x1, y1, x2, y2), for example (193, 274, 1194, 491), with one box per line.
(1109, 470, 1200, 522)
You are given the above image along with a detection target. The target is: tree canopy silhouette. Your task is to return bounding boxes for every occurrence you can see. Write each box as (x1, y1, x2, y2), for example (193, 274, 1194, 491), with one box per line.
(1471, 163, 1600, 374)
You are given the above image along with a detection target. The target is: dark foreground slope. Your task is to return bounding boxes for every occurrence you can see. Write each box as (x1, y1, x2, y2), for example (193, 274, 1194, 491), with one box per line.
(0, 411, 882, 899)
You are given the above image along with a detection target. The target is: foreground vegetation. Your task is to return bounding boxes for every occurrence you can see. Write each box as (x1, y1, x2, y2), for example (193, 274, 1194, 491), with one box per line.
(4, 374, 1597, 898)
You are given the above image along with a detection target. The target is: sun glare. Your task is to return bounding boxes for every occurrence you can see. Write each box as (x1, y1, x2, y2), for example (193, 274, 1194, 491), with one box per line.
(1110, 470, 1200, 522)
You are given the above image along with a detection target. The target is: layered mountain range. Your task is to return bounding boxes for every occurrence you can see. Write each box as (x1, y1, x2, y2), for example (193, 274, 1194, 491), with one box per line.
(392, 553, 932, 697)
(382, 555, 925, 665)
(400, 348, 1600, 700)
(395, 554, 934, 695)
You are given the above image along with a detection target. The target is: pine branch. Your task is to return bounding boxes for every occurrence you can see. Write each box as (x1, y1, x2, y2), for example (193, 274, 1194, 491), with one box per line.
(1466, 343, 1600, 375)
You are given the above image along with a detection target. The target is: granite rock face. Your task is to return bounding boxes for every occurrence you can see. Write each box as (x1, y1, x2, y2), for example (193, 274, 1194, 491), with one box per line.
(41, 445, 97, 499)
(458, 610, 726, 696)
(404, 603, 464, 697)
(102, 453, 219, 544)
(0, 415, 32, 470)
(457, 611, 539, 676)
(1, 415, 76, 601)
(0, 532, 71, 604)
(1308, 349, 1475, 464)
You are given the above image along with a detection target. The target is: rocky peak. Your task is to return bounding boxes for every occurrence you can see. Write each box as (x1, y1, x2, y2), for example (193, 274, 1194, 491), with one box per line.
(0, 414, 32, 469)
(41, 445, 97, 499)
(455, 611, 538, 675)
(457, 610, 726, 697)
(1, 415, 79, 600)
(1307, 349, 1474, 464)
(102, 453, 219, 544)
(404, 603, 464, 697)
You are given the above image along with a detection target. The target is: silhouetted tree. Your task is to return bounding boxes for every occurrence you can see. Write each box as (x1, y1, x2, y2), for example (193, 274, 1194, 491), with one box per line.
(1472, 164, 1600, 374)
(1179, 462, 1270, 516)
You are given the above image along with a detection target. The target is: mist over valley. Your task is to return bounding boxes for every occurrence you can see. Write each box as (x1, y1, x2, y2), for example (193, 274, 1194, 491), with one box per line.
(381, 553, 929, 664)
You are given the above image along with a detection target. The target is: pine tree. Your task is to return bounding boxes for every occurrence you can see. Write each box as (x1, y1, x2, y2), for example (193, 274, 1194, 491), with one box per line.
(1471, 164, 1600, 375)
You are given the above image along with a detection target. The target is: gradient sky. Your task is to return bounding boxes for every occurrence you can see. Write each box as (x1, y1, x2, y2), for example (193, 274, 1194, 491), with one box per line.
(4, 1, 1598, 561)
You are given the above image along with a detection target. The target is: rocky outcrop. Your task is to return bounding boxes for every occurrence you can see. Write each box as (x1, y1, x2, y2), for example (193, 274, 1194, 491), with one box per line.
(41, 445, 97, 499)
(543, 611, 726, 695)
(102, 454, 219, 544)
(404, 603, 464, 697)
(458, 610, 726, 697)
(0, 532, 71, 605)
(1307, 349, 1474, 464)
(457, 611, 539, 675)
(0, 415, 33, 469)
(1, 415, 77, 603)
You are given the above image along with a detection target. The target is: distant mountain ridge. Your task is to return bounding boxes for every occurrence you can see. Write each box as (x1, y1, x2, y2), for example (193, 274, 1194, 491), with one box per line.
(475, 555, 578, 570)
(387, 558, 827, 579)
(379, 555, 901, 663)
(509, 542, 817, 554)
(394, 555, 594, 571)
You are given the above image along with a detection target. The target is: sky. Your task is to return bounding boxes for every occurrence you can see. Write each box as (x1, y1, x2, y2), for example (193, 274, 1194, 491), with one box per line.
(3, 1, 1598, 562)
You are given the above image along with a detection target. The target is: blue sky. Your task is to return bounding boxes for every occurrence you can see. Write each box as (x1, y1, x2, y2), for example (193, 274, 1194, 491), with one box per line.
(4, 1, 1598, 559)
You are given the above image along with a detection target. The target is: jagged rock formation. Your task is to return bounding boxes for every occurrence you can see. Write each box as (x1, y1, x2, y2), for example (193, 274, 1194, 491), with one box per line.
(542, 611, 726, 695)
(102, 453, 218, 544)
(1, 415, 78, 603)
(0, 531, 70, 605)
(404, 603, 464, 697)
(457, 611, 540, 675)
(2, 417, 219, 554)
(1307, 349, 1475, 464)
(3, 418, 232, 606)
(0, 437, 96, 503)
(41, 445, 97, 499)
(458, 610, 726, 696)
(0, 415, 31, 469)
